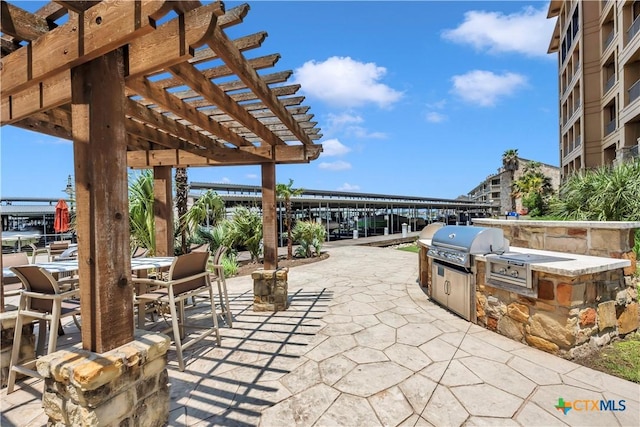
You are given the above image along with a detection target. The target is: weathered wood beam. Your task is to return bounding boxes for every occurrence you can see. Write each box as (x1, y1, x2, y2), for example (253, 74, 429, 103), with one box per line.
(53, 1, 102, 13)
(208, 105, 310, 124)
(185, 31, 267, 68)
(125, 119, 249, 163)
(1, 35, 22, 56)
(168, 61, 285, 146)
(127, 76, 252, 147)
(187, 84, 300, 109)
(72, 48, 133, 352)
(126, 98, 224, 150)
(261, 162, 278, 269)
(207, 25, 314, 145)
(1, 1, 170, 98)
(1, 2, 224, 124)
(0, 0, 54, 41)
(127, 144, 322, 168)
(35, 2, 68, 23)
(11, 115, 72, 140)
(170, 69, 289, 100)
(153, 166, 174, 257)
(127, 2, 224, 78)
(154, 51, 278, 90)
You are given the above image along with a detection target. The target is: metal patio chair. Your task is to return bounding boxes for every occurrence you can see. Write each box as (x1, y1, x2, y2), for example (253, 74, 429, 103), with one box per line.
(133, 251, 221, 371)
(6, 265, 81, 394)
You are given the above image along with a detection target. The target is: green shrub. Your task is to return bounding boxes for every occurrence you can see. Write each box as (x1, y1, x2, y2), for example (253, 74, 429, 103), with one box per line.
(549, 159, 640, 221)
(293, 220, 326, 258)
(221, 252, 239, 277)
(225, 207, 263, 262)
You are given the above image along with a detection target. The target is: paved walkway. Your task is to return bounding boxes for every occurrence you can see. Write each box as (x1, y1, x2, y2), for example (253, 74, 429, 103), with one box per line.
(2, 245, 639, 426)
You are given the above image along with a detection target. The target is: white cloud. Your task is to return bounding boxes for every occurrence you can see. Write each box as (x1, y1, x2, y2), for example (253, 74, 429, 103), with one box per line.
(338, 183, 360, 191)
(324, 112, 386, 139)
(318, 160, 351, 171)
(442, 6, 555, 58)
(245, 173, 258, 179)
(327, 112, 363, 128)
(426, 112, 446, 123)
(451, 70, 527, 107)
(426, 99, 447, 110)
(321, 138, 351, 157)
(347, 127, 387, 139)
(220, 177, 231, 183)
(294, 56, 403, 108)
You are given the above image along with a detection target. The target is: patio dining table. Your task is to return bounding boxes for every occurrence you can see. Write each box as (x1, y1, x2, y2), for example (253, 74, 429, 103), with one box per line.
(2, 256, 174, 279)
(3, 256, 175, 329)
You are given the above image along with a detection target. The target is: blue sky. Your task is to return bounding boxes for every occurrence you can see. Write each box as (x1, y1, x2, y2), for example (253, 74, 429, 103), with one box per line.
(0, 1, 559, 200)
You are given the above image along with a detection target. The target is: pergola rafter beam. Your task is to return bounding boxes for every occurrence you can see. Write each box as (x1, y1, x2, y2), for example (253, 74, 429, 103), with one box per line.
(0, 0, 55, 41)
(127, 76, 252, 148)
(208, 24, 314, 145)
(169, 60, 286, 147)
(0, 0, 171, 98)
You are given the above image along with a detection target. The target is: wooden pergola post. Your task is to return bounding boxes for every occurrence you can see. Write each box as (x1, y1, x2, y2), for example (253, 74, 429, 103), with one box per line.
(261, 163, 278, 270)
(72, 48, 133, 352)
(153, 166, 174, 257)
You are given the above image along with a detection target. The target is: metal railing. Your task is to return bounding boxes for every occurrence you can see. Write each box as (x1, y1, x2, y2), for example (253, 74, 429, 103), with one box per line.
(605, 119, 617, 136)
(604, 74, 616, 93)
(616, 144, 639, 165)
(629, 79, 640, 104)
(629, 15, 640, 41)
(603, 30, 615, 51)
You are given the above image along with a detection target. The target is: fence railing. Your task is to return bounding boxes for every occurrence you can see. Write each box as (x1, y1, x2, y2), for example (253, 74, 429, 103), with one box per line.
(629, 78, 640, 104)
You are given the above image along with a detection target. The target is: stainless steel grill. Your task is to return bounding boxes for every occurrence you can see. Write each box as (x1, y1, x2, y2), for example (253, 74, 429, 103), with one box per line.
(485, 252, 573, 291)
(427, 226, 508, 268)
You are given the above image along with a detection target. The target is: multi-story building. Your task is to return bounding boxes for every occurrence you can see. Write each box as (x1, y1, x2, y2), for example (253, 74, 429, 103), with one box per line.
(467, 158, 560, 217)
(547, 0, 640, 181)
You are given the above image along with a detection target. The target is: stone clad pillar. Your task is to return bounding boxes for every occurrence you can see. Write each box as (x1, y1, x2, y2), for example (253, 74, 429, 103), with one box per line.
(36, 331, 170, 426)
(253, 268, 289, 311)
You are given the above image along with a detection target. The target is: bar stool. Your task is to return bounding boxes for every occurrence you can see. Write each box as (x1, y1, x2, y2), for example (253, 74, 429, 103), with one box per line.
(191, 245, 233, 327)
(211, 246, 233, 327)
(6, 265, 81, 394)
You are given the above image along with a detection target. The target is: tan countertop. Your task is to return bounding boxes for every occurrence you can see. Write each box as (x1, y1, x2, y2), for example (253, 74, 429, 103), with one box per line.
(417, 238, 630, 276)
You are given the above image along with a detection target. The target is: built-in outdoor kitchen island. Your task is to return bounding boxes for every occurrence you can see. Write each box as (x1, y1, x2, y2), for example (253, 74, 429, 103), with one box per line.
(417, 220, 639, 358)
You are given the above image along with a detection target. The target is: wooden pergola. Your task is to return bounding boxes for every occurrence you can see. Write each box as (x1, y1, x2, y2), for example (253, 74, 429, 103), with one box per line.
(1, 0, 322, 352)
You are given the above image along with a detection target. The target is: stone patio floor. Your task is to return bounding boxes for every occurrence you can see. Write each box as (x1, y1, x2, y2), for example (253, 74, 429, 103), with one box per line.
(1, 244, 639, 426)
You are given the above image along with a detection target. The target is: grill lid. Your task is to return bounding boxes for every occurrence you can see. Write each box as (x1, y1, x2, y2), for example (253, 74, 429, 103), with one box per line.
(431, 226, 507, 254)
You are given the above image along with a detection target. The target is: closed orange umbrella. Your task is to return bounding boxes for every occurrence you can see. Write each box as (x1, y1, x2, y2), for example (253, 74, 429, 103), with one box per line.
(54, 199, 70, 233)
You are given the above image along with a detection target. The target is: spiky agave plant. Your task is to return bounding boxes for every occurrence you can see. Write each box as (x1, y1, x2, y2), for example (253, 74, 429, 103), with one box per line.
(549, 158, 640, 221)
(128, 169, 155, 254)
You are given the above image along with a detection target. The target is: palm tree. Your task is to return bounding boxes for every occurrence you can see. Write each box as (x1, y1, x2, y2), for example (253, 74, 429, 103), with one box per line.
(502, 149, 519, 211)
(181, 190, 225, 234)
(513, 161, 554, 216)
(276, 179, 303, 260)
(128, 169, 155, 254)
(175, 167, 189, 254)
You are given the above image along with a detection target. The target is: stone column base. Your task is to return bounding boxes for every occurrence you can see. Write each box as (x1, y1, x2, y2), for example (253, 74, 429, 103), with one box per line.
(36, 330, 171, 426)
(252, 268, 289, 312)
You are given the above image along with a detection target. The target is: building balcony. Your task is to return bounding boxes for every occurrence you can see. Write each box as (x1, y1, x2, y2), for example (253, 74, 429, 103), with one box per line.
(603, 30, 615, 51)
(629, 15, 640, 42)
(605, 119, 617, 136)
(629, 78, 640, 104)
(604, 74, 616, 93)
(615, 144, 639, 165)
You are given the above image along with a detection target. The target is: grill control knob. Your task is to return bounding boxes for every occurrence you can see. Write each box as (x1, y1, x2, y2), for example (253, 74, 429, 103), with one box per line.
(499, 268, 507, 274)
(510, 270, 519, 278)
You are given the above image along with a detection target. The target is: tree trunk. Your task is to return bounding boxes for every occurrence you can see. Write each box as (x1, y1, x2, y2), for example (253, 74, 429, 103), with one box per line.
(286, 198, 293, 260)
(175, 167, 188, 254)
